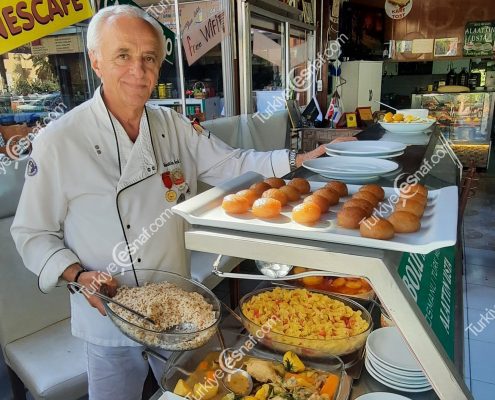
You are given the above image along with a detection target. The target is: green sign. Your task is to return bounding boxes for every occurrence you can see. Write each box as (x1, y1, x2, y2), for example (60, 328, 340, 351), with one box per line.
(98, 0, 175, 64)
(398, 246, 456, 360)
(463, 21, 495, 57)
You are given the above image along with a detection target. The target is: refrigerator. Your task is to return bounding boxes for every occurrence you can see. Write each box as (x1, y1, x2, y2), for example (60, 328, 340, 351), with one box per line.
(412, 92, 494, 168)
(340, 61, 383, 113)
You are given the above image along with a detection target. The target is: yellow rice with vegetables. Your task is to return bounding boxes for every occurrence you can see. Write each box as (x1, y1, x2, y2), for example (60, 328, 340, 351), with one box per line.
(241, 287, 370, 355)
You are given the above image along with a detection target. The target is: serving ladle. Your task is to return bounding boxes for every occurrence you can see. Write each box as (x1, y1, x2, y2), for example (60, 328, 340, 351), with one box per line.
(216, 328, 254, 396)
(67, 281, 157, 326)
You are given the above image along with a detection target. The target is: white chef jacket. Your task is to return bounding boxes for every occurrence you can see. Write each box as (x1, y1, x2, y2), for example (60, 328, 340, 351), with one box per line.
(11, 87, 290, 347)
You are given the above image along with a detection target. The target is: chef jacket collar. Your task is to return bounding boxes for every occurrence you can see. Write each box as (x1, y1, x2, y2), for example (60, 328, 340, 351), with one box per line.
(90, 86, 158, 192)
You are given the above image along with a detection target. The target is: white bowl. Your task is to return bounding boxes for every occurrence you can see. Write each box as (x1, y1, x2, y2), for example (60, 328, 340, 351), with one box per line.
(378, 120, 435, 134)
(398, 109, 429, 119)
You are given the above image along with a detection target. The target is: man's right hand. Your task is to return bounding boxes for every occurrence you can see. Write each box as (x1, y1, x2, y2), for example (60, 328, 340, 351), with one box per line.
(63, 264, 118, 316)
(77, 270, 118, 316)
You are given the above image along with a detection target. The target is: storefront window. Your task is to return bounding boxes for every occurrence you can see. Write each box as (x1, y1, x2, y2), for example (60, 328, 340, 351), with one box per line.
(0, 26, 92, 152)
(142, 0, 227, 120)
(251, 16, 286, 114)
(289, 28, 313, 107)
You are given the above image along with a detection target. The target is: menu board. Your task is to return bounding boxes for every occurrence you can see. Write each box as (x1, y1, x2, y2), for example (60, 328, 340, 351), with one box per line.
(464, 21, 495, 57)
(398, 246, 456, 360)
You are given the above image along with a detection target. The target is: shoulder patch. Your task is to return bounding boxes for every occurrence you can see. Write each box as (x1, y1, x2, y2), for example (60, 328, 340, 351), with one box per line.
(26, 158, 38, 176)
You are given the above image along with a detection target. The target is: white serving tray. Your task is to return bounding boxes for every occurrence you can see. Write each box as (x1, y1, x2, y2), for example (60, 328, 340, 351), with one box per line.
(172, 172, 458, 254)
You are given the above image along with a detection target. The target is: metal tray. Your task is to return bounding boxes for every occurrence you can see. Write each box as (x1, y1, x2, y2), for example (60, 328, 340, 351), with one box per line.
(172, 172, 457, 254)
(160, 330, 352, 400)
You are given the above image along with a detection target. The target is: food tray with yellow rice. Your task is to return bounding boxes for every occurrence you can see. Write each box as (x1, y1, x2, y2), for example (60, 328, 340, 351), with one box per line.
(239, 287, 372, 357)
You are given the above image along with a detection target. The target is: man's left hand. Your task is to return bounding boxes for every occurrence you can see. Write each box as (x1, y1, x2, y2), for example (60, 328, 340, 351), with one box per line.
(295, 136, 358, 167)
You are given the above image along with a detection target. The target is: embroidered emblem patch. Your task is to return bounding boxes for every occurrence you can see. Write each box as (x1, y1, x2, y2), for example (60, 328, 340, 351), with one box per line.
(26, 158, 38, 176)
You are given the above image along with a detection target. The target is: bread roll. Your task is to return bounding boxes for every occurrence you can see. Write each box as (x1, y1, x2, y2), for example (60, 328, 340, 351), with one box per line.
(337, 207, 368, 229)
(388, 211, 421, 233)
(343, 198, 374, 216)
(360, 217, 395, 240)
(325, 181, 348, 197)
(359, 184, 385, 201)
(353, 191, 380, 207)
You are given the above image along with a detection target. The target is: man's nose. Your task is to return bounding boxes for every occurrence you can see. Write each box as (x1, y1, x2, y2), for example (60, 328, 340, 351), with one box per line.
(130, 58, 146, 77)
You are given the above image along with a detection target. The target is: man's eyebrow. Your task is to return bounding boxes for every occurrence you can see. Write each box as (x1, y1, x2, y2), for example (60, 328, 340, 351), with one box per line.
(114, 47, 130, 54)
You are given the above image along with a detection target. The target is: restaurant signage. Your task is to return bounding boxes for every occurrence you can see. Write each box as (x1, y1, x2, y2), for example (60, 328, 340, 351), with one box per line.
(398, 246, 456, 360)
(31, 33, 83, 56)
(98, 0, 175, 64)
(384, 0, 412, 20)
(463, 21, 495, 57)
(182, 10, 225, 66)
(0, 0, 93, 54)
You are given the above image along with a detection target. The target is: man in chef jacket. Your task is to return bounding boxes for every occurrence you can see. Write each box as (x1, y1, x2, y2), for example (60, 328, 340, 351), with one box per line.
(11, 5, 353, 400)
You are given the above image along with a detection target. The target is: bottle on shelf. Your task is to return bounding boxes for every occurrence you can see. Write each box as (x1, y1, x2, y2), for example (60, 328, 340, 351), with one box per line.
(446, 64, 456, 86)
(458, 68, 469, 87)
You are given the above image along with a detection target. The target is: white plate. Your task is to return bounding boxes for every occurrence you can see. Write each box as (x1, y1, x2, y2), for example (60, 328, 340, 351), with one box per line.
(365, 359, 432, 393)
(327, 150, 405, 159)
(367, 328, 423, 371)
(325, 141, 406, 156)
(172, 172, 458, 254)
(355, 393, 412, 400)
(365, 359, 430, 388)
(380, 133, 430, 146)
(316, 174, 381, 184)
(302, 157, 399, 177)
(366, 351, 426, 378)
(366, 356, 429, 384)
(378, 120, 436, 134)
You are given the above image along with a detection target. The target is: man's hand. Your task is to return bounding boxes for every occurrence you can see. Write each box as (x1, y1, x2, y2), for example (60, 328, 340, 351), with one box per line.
(330, 136, 358, 144)
(295, 137, 357, 167)
(63, 264, 118, 316)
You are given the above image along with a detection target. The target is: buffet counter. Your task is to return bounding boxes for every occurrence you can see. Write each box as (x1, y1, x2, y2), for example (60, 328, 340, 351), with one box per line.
(165, 125, 470, 400)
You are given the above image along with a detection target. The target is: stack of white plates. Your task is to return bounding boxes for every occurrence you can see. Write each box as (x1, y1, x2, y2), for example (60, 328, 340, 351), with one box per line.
(356, 394, 412, 400)
(365, 328, 432, 393)
(302, 157, 399, 183)
(325, 141, 406, 159)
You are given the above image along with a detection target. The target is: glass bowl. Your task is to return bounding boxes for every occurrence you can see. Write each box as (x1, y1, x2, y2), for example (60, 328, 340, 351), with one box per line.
(239, 287, 372, 357)
(286, 270, 375, 302)
(103, 269, 221, 351)
(161, 330, 349, 400)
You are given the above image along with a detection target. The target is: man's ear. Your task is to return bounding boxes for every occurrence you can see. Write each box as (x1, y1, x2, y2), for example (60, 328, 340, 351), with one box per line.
(89, 50, 102, 79)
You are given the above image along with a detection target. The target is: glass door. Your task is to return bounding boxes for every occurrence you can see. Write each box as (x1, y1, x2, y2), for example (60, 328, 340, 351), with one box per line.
(237, 0, 315, 114)
(251, 15, 286, 115)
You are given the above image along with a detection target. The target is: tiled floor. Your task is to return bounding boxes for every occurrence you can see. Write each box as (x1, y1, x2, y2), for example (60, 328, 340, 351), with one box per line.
(1, 173, 494, 399)
(463, 172, 495, 400)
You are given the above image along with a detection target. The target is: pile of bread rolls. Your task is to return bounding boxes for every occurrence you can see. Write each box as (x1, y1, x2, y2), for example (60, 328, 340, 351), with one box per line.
(221, 177, 428, 241)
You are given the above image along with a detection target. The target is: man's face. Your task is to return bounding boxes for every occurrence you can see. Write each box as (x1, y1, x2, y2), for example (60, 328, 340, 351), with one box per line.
(89, 15, 162, 110)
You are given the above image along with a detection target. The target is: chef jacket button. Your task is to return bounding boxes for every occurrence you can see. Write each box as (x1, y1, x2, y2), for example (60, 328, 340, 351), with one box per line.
(161, 134, 165, 138)
(152, 166, 156, 171)
(126, 224, 130, 229)
(137, 258, 142, 263)
(147, 167, 151, 172)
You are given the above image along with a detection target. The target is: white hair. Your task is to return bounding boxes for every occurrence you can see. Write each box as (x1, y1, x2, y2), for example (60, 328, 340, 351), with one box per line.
(87, 5, 166, 62)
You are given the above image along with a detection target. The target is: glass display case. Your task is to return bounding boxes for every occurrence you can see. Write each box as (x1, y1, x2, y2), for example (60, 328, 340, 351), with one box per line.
(412, 92, 494, 168)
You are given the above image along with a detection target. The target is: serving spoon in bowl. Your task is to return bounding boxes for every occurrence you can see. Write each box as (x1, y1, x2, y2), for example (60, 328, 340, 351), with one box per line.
(67, 281, 157, 326)
(216, 328, 254, 396)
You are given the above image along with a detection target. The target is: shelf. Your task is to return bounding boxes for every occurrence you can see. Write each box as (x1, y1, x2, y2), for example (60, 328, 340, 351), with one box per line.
(174, 130, 471, 399)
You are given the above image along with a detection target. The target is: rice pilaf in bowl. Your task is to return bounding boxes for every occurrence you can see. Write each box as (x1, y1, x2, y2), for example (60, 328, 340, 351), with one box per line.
(239, 287, 372, 357)
(103, 269, 221, 350)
